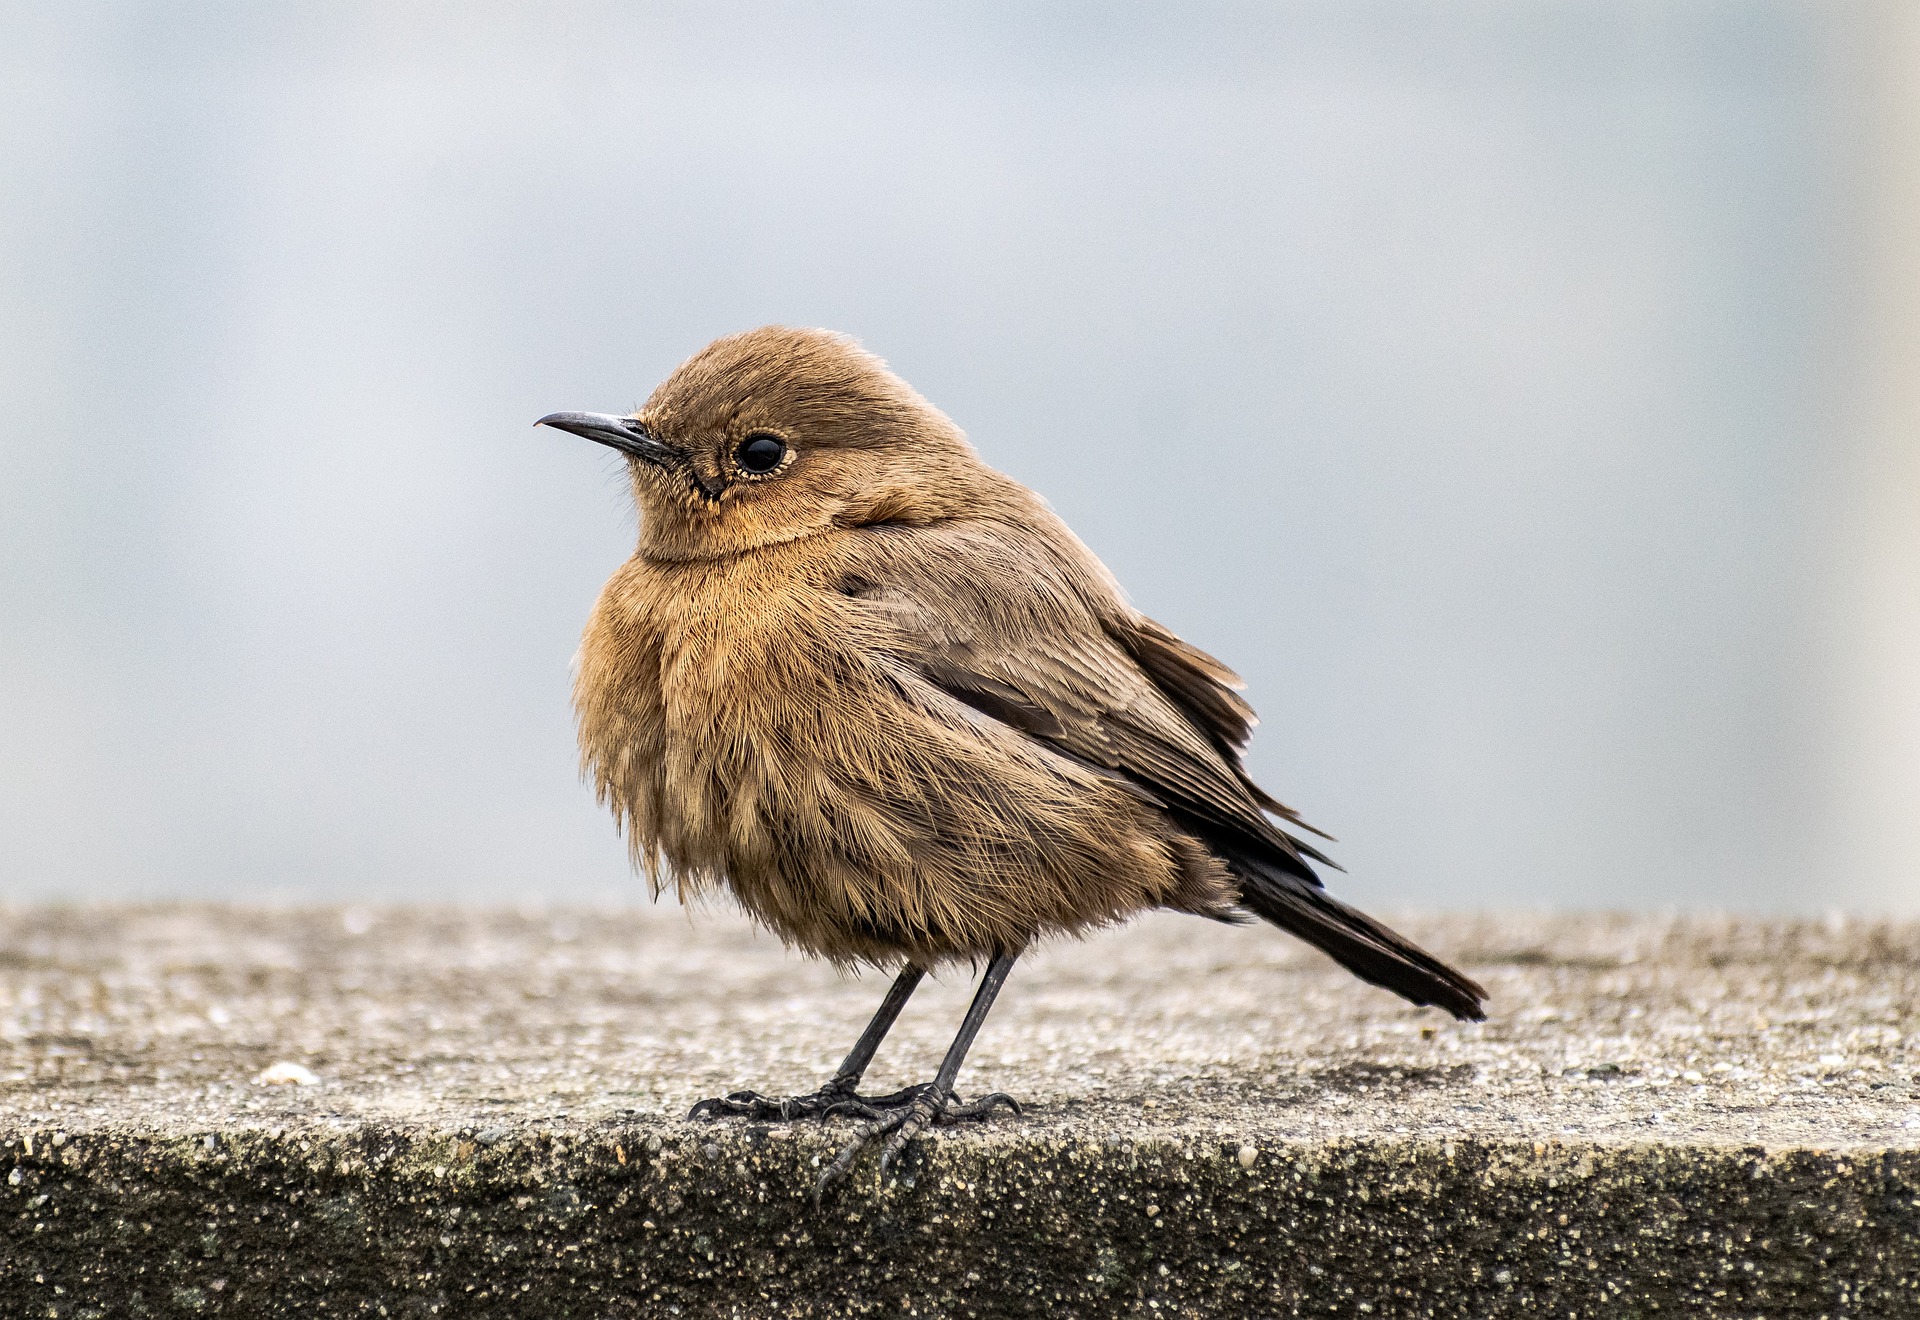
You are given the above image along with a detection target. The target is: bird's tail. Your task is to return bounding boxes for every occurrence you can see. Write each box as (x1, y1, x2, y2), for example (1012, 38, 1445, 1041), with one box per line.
(1231, 850, 1487, 1021)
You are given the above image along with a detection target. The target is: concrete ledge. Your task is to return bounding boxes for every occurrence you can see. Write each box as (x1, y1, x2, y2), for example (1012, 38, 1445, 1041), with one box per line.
(2, 906, 1917, 1317)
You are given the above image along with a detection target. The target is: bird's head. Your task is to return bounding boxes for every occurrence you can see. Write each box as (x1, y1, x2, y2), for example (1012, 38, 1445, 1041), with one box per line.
(538, 327, 991, 560)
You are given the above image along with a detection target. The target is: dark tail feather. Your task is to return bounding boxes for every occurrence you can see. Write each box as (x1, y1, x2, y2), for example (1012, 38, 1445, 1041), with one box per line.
(1234, 855, 1487, 1021)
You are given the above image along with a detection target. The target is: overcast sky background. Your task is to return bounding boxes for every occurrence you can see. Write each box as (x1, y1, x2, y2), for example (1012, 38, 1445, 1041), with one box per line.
(2, 2, 1912, 911)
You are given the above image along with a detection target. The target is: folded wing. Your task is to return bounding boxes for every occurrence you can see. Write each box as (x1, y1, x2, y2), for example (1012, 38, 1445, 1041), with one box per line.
(847, 515, 1487, 1020)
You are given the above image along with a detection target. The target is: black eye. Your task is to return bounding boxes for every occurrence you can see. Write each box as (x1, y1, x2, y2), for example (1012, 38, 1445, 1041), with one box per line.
(735, 433, 786, 474)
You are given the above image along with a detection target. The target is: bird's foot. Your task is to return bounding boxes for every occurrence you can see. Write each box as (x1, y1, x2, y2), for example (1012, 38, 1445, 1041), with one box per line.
(814, 1084, 1020, 1197)
(687, 1080, 929, 1124)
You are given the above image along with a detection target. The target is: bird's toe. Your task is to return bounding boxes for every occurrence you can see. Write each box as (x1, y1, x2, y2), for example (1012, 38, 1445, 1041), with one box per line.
(946, 1090, 1022, 1120)
(688, 1088, 825, 1122)
(811, 1083, 1024, 1198)
(816, 1110, 905, 1199)
(876, 1102, 936, 1177)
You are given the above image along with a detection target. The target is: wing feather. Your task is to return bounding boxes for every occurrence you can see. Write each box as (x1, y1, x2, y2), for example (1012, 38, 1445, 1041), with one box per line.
(845, 520, 1332, 878)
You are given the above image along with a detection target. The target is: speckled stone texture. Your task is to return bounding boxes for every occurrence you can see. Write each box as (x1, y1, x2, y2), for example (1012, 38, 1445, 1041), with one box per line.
(1, 905, 1916, 1318)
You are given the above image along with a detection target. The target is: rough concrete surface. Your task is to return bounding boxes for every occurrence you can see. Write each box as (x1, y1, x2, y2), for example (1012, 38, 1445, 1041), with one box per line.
(1, 904, 1916, 1318)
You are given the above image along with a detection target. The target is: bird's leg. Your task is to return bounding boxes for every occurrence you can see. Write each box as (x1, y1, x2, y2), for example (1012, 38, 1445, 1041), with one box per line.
(688, 962, 926, 1122)
(816, 949, 1022, 1195)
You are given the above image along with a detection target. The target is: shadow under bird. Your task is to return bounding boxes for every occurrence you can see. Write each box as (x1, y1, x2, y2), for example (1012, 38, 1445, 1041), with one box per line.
(539, 327, 1486, 1193)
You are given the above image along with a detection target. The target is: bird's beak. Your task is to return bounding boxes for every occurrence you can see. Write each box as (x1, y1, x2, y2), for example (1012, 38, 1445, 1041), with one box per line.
(534, 412, 684, 467)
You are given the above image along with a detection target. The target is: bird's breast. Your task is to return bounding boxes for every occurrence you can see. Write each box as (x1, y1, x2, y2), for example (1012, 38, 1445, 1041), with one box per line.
(575, 549, 867, 888)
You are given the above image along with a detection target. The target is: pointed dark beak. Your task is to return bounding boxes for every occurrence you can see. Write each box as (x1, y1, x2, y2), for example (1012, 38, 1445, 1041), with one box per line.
(534, 411, 683, 467)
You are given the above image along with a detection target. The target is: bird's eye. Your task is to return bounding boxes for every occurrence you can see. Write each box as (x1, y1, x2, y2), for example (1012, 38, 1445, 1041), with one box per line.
(735, 433, 787, 474)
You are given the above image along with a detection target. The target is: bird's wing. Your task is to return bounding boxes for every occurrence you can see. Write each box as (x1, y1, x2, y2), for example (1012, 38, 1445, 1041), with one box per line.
(1111, 611, 1333, 842)
(837, 516, 1488, 1020)
(848, 519, 1332, 876)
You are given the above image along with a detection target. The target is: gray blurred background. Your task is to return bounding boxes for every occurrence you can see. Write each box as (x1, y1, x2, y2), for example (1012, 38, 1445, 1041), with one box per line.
(2, 2, 1915, 911)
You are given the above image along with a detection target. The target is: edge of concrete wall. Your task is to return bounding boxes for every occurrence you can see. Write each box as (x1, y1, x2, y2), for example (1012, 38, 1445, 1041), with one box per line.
(4, 1118, 1912, 1319)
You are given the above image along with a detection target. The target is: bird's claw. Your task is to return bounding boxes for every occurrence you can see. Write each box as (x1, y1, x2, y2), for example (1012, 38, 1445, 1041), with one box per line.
(688, 1081, 942, 1124)
(817, 1082, 936, 1121)
(813, 1086, 1021, 1198)
(688, 1085, 845, 1122)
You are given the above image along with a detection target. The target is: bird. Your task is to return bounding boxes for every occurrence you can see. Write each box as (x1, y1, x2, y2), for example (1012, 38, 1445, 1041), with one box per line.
(538, 326, 1486, 1193)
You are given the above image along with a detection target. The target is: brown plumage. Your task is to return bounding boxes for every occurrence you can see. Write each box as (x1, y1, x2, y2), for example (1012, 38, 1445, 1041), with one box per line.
(540, 326, 1486, 1191)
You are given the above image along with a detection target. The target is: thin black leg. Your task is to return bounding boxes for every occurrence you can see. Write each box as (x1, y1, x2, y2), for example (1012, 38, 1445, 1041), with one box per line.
(688, 962, 928, 1122)
(816, 949, 1023, 1195)
(925, 949, 1016, 1098)
(828, 962, 925, 1091)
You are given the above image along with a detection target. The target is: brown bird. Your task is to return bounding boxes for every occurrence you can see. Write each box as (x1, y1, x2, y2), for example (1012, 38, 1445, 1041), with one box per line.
(539, 326, 1485, 1191)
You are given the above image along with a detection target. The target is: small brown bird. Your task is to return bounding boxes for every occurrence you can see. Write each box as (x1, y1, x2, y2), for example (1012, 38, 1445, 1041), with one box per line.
(540, 327, 1485, 1190)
